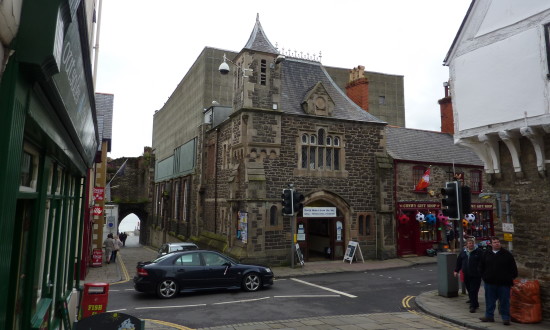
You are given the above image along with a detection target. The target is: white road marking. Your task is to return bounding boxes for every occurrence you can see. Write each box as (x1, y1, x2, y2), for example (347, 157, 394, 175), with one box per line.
(213, 297, 270, 305)
(135, 304, 206, 310)
(107, 308, 127, 312)
(274, 295, 340, 298)
(290, 278, 357, 298)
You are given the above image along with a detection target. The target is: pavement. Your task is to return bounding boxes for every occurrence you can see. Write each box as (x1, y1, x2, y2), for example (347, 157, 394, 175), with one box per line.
(81, 235, 550, 329)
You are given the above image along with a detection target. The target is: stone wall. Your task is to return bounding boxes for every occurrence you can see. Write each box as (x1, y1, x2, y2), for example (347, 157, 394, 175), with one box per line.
(489, 135, 550, 318)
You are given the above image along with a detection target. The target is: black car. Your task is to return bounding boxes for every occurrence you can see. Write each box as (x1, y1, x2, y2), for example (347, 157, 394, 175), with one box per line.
(134, 250, 274, 298)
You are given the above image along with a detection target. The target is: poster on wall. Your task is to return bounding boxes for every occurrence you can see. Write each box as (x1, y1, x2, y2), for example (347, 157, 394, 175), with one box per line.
(238, 211, 248, 243)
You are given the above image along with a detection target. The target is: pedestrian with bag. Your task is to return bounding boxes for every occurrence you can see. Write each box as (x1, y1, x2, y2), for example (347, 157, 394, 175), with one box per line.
(454, 237, 483, 313)
(111, 235, 123, 263)
(103, 233, 115, 264)
(478, 236, 518, 326)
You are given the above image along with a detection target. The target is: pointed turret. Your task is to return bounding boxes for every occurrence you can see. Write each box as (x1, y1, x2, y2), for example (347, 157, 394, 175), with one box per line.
(243, 14, 279, 54)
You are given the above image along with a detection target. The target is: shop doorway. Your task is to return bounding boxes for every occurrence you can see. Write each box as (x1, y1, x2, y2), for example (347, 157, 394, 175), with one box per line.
(296, 217, 345, 261)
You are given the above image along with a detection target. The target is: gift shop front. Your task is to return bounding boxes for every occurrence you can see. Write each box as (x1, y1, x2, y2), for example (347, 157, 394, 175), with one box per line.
(397, 202, 442, 256)
(396, 201, 495, 256)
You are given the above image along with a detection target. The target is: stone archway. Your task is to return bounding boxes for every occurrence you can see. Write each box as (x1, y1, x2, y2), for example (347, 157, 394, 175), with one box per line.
(107, 153, 155, 246)
(297, 190, 352, 260)
(117, 202, 149, 245)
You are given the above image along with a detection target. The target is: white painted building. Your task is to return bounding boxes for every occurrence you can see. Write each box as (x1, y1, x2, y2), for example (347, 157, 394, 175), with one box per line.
(444, 0, 550, 177)
(443, 0, 550, 319)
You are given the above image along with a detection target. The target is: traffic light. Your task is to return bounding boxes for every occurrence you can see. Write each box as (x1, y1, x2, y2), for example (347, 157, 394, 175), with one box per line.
(461, 186, 471, 215)
(282, 189, 293, 215)
(441, 181, 460, 219)
(293, 191, 305, 214)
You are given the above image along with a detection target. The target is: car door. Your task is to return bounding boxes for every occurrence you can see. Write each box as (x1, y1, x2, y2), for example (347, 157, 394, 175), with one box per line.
(200, 252, 238, 288)
(172, 252, 206, 289)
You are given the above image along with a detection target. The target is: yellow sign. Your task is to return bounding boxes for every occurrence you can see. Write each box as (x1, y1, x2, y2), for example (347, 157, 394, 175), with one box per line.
(503, 233, 513, 242)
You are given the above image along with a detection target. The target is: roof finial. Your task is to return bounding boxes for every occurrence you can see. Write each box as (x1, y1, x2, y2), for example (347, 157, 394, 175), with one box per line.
(256, 13, 259, 22)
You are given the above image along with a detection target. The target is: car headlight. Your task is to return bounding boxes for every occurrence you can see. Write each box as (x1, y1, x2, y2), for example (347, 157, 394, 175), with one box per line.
(264, 267, 272, 273)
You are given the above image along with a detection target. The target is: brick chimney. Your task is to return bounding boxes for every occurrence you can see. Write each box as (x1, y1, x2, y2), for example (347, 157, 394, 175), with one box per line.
(346, 65, 369, 111)
(439, 82, 454, 134)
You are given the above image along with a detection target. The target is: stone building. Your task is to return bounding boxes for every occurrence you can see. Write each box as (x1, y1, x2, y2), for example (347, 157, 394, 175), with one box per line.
(443, 0, 550, 318)
(151, 16, 406, 264)
(385, 126, 486, 257)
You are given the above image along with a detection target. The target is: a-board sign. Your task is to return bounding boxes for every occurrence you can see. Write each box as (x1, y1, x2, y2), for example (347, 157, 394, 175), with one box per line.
(295, 243, 305, 266)
(343, 241, 364, 264)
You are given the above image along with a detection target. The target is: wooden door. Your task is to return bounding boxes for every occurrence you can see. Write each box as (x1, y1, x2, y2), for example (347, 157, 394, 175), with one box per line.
(397, 216, 417, 256)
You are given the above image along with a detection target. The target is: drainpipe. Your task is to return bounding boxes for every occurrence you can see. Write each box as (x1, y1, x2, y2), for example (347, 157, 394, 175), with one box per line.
(214, 128, 219, 233)
(392, 159, 399, 259)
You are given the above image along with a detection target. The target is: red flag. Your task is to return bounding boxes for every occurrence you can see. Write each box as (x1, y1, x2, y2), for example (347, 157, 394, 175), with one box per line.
(415, 168, 430, 191)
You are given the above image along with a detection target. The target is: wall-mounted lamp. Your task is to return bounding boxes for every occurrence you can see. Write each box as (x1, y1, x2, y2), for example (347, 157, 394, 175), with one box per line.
(218, 53, 253, 77)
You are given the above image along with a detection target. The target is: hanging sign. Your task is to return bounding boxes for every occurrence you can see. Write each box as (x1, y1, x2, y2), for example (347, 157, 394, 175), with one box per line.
(93, 206, 103, 216)
(93, 187, 105, 201)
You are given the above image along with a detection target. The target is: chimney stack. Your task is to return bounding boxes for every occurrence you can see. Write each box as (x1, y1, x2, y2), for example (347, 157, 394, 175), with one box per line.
(439, 82, 454, 134)
(346, 65, 369, 111)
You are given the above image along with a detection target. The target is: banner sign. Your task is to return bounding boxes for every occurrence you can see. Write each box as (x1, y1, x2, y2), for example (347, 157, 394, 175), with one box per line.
(93, 187, 105, 201)
(93, 206, 103, 216)
(303, 207, 336, 217)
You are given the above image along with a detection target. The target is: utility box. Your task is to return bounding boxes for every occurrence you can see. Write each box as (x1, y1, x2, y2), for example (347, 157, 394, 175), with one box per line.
(79, 283, 109, 319)
(437, 252, 458, 297)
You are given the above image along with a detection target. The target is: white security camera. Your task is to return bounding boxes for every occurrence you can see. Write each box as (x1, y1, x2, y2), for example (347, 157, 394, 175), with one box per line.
(219, 62, 230, 75)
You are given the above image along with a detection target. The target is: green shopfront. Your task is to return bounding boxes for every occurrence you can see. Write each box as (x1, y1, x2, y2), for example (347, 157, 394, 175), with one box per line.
(0, 1, 98, 329)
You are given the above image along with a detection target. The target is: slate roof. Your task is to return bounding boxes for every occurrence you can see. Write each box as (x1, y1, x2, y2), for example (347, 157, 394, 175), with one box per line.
(243, 14, 279, 54)
(95, 93, 114, 152)
(385, 126, 482, 165)
(280, 58, 385, 123)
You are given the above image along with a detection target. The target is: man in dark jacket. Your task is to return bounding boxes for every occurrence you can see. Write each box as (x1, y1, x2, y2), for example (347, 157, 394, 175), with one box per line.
(454, 238, 483, 313)
(478, 236, 518, 326)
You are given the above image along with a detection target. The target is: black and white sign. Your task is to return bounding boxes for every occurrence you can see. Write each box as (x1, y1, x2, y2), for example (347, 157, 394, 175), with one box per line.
(343, 241, 364, 264)
(295, 243, 305, 266)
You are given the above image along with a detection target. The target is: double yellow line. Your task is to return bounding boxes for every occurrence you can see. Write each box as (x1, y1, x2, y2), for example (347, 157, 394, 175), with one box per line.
(143, 318, 194, 330)
(111, 253, 131, 285)
(402, 295, 461, 329)
(402, 295, 415, 308)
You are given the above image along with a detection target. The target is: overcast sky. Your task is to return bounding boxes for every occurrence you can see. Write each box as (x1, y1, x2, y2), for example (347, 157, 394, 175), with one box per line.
(95, 0, 472, 159)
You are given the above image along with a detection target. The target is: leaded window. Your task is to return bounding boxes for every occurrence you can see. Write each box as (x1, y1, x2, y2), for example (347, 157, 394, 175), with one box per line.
(300, 129, 342, 171)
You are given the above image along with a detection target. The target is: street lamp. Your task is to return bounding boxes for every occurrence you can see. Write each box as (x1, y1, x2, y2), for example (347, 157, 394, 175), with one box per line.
(479, 192, 513, 251)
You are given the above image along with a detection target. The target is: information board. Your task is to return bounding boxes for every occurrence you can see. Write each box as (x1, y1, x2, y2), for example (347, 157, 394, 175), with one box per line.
(343, 241, 364, 264)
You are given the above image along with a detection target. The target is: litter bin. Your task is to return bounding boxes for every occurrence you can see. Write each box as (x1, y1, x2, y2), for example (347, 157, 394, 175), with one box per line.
(437, 252, 458, 297)
(79, 282, 109, 320)
(91, 248, 103, 267)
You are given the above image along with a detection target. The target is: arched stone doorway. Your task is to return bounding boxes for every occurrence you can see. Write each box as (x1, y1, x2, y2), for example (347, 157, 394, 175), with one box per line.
(117, 202, 149, 245)
(296, 190, 351, 261)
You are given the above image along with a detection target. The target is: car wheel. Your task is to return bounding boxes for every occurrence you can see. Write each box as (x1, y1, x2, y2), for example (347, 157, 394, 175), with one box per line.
(157, 279, 178, 298)
(242, 273, 262, 292)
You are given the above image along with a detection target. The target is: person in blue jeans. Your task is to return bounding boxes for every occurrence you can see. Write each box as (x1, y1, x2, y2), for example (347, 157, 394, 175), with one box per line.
(478, 236, 518, 326)
(454, 238, 483, 313)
